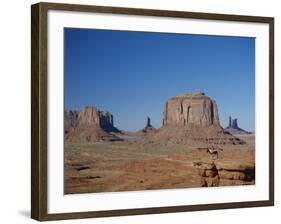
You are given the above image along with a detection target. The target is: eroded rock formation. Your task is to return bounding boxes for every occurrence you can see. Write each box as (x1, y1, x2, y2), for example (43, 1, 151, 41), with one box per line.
(163, 92, 220, 127)
(224, 116, 250, 135)
(140, 117, 156, 134)
(194, 158, 255, 187)
(148, 93, 244, 146)
(65, 106, 121, 142)
(77, 106, 118, 132)
(64, 110, 79, 134)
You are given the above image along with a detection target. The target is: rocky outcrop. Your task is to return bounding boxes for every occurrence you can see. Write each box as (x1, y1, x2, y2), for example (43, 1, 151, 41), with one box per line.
(148, 93, 244, 146)
(163, 92, 220, 127)
(225, 116, 250, 135)
(65, 110, 79, 134)
(194, 158, 255, 187)
(65, 106, 121, 142)
(77, 106, 118, 132)
(140, 117, 156, 134)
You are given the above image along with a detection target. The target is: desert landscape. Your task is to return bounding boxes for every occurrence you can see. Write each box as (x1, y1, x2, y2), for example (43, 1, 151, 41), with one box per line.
(64, 92, 255, 194)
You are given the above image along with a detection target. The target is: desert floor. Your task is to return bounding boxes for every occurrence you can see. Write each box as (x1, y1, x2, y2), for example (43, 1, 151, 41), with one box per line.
(64, 134, 255, 194)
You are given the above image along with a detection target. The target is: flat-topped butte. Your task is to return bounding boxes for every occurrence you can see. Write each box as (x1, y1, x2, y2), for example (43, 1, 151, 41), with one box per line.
(172, 92, 206, 99)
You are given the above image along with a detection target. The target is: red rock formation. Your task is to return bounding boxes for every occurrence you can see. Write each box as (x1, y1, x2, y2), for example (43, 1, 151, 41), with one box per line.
(163, 92, 220, 127)
(140, 116, 156, 134)
(225, 116, 251, 135)
(65, 106, 121, 142)
(194, 158, 255, 187)
(64, 110, 79, 134)
(148, 93, 244, 146)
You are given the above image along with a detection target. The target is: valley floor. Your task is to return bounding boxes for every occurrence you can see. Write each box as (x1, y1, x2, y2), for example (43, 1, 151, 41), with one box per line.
(64, 134, 255, 194)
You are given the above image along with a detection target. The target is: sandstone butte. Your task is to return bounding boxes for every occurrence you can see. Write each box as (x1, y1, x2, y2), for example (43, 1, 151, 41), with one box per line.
(163, 92, 220, 127)
(147, 92, 244, 146)
(65, 106, 121, 142)
(224, 116, 251, 135)
(65, 92, 244, 145)
(139, 116, 156, 135)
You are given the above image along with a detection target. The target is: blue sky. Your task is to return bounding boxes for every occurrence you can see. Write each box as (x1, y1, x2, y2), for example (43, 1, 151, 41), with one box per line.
(64, 28, 255, 132)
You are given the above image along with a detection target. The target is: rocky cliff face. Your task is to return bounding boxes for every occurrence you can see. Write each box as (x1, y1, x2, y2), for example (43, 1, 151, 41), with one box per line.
(77, 106, 101, 127)
(77, 106, 116, 132)
(148, 92, 243, 146)
(65, 106, 121, 142)
(64, 110, 79, 134)
(163, 92, 220, 127)
(193, 149, 255, 187)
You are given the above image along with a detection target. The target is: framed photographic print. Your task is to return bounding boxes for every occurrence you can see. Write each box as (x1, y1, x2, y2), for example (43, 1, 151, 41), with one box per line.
(31, 2, 274, 221)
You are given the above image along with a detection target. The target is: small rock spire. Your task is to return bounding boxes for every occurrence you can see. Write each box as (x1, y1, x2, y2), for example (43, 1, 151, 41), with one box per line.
(146, 116, 151, 127)
(232, 118, 238, 129)
(229, 116, 232, 127)
(228, 116, 239, 129)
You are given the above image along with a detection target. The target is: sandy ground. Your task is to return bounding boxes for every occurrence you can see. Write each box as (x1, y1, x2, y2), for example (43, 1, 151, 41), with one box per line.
(234, 134, 255, 147)
(64, 134, 255, 194)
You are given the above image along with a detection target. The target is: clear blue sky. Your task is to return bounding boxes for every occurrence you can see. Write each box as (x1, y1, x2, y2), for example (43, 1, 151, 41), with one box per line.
(64, 28, 255, 132)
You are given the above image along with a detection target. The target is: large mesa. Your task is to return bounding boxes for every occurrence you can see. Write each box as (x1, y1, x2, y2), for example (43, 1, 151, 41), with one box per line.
(148, 92, 244, 146)
(65, 106, 121, 142)
(163, 92, 220, 127)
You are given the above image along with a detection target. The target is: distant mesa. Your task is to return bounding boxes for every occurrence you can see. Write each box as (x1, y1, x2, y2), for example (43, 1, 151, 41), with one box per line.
(77, 106, 120, 132)
(224, 116, 250, 135)
(64, 93, 247, 145)
(65, 106, 122, 142)
(139, 116, 156, 134)
(163, 92, 220, 127)
(148, 92, 244, 146)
